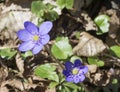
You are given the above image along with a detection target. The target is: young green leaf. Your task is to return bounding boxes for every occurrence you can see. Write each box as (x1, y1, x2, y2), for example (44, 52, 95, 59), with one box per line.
(110, 45, 120, 58)
(88, 57, 104, 67)
(31, 1, 59, 21)
(63, 82, 79, 89)
(49, 81, 59, 89)
(0, 48, 17, 59)
(66, 0, 74, 9)
(34, 63, 59, 82)
(94, 15, 110, 35)
(70, 56, 82, 63)
(51, 37, 73, 59)
(21, 51, 33, 59)
(112, 78, 118, 84)
(44, 10, 59, 21)
(57, 0, 74, 9)
(31, 1, 46, 17)
(57, 0, 65, 9)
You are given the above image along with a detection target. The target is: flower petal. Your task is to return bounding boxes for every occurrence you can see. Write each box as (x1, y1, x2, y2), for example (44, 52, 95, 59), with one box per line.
(19, 41, 35, 51)
(39, 21, 53, 35)
(65, 61, 74, 71)
(79, 74, 85, 82)
(63, 70, 71, 77)
(40, 34, 50, 45)
(73, 75, 80, 83)
(66, 75, 74, 82)
(32, 44, 43, 54)
(24, 21, 38, 35)
(74, 59, 82, 67)
(17, 29, 33, 41)
(81, 66, 88, 74)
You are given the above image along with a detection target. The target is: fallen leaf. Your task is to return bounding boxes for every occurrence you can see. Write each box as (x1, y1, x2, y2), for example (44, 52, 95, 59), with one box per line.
(73, 32, 106, 56)
(87, 65, 97, 73)
(0, 3, 38, 32)
(15, 53, 24, 74)
(0, 87, 9, 92)
(81, 12, 97, 31)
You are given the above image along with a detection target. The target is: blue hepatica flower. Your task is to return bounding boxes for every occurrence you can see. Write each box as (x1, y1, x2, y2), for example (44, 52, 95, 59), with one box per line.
(17, 21, 53, 54)
(63, 59, 88, 83)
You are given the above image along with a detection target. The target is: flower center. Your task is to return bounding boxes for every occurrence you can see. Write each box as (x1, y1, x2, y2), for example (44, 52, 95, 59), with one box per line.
(33, 35, 39, 41)
(72, 68, 79, 75)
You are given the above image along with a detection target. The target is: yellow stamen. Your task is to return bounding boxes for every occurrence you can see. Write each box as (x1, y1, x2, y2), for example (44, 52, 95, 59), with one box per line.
(33, 35, 39, 41)
(72, 68, 79, 75)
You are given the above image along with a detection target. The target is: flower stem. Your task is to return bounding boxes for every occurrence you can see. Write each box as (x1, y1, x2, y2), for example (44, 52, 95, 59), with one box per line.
(45, 45, 64, 69)
(80, 83, 89, 92)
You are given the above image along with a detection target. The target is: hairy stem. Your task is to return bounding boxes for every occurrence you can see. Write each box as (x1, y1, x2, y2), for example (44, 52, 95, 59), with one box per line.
(45, 45, 64, 69)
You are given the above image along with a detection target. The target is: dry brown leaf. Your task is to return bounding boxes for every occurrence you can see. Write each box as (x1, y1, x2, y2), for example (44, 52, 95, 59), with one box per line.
(81, 13, 97, 31)
(0, 3, 38, 32)
(1, 79, 37, 91)
(73, 32, 106, 56)
(106, 9, 120, 39)
(0, 63, 8, 84)
(0, 87, 9, 92)
(15, 53, 24, 74)
(87, 65, 97, 73)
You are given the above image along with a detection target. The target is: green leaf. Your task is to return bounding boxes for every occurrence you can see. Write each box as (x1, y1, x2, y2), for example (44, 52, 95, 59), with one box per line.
(94, 15, 110, 35)
(44, 10, 59, 21)
(34, 63, 59, 82)
(64, 86, 71, 92)
(112, 78, 118, 84)
(49, 81, 59, 89)
(0, 48, 17, 59)
(70, 56, 82, 63)
(57, 0, 65, 9)
(66, 0, 74, 9)
(31, 1, 46, 17)
(110, 45, 120, 58)
(51, 37, 73, 59)
(63, 82, 79, 89)
(57, 0, 73, 9)
(21, 51, 33, 59)
(103, 87, 111, 92)
(88, 57, 104, 67)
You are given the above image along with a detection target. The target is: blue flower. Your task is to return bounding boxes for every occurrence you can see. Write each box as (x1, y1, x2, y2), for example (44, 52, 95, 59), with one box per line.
(17, 21, 53, 54)
(63, 59, 88, 83)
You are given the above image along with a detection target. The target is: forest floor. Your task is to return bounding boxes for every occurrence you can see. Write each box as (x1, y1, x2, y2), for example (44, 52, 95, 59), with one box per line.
(0, 0, 120, 92)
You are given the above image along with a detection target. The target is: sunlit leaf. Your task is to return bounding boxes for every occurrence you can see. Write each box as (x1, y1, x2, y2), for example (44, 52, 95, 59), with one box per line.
(88, 57, 104, 67)
(57, 0, 65, 9)
(66, 0, 74, 9)
(70, 56, 82, 63)
(63, 82, 80, 89)
(110, 45, 120, 58)
(34, 64, 59, 82)
(21, 51, 33, 59)
(112, 78, 118, 84)
(0, 48, 17, 59)
(49, 81, 59, 89)
(94, 15, 110, 35)
(51, 37, 73, 59)
(31, 1, 46, 17)
(57, 0, 74, 9)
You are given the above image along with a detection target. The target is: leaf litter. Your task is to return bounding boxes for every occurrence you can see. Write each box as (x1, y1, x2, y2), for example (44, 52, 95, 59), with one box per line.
(0, 0, 120, 92)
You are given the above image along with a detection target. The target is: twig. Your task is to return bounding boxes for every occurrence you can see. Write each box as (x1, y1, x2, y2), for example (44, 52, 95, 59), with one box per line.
(0, 46, 18, 50)
(102, 53, 120, 63)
